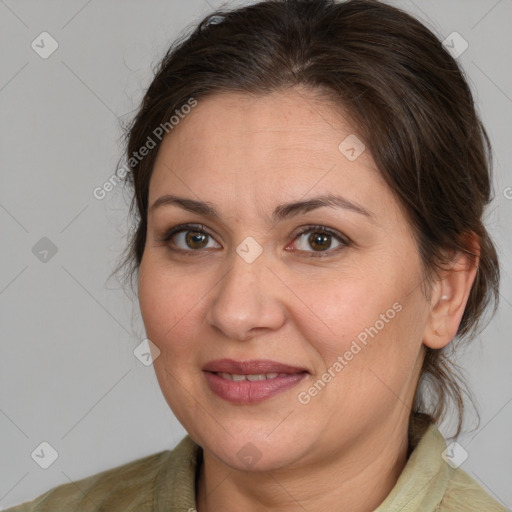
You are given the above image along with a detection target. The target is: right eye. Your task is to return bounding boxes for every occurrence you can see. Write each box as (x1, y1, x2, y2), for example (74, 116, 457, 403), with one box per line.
(158, 224, 222, 253)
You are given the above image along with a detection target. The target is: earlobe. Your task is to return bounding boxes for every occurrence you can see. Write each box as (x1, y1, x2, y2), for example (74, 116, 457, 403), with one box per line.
(423, 235, 480, 350)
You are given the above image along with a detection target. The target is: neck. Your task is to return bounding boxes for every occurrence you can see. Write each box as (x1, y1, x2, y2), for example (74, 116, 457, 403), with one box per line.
(196, 419, 410, 512)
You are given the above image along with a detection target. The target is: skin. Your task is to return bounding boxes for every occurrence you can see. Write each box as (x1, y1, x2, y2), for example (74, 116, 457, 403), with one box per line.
(137, 86, 478, 512)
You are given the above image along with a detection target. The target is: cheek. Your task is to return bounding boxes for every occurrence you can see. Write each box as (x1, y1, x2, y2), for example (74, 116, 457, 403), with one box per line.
(289, 269, 401, 349)
(138, 259, 202, 354)
(291, 259, 425, 381)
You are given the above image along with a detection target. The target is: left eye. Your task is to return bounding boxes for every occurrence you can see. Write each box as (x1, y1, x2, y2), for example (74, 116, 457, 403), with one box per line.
(289, 227, 347, 254)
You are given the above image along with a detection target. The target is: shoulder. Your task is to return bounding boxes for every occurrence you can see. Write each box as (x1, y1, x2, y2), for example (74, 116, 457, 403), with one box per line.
(412, 424, 507, 511)
(4, 449, 173, 512)
(439, 466, 508, 512)
(376, 423, 507, 512)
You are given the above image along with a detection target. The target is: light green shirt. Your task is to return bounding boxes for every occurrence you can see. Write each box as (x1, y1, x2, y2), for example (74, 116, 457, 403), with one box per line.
(5, 424, 507, 511)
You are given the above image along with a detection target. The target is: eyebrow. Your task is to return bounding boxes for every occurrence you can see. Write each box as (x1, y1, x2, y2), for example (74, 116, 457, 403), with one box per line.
(149, 194, 373, 222)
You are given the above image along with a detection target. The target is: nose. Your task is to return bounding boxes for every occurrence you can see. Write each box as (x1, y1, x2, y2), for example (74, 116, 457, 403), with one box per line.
(205, 248, 287, 341)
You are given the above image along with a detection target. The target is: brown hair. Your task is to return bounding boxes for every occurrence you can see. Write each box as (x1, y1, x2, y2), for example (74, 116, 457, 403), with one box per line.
(116, 0, 500, 440)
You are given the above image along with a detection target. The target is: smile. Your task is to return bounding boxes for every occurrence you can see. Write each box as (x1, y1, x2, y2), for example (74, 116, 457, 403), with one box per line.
(202, 359, 309, 403)
(216, 372, 288, 381)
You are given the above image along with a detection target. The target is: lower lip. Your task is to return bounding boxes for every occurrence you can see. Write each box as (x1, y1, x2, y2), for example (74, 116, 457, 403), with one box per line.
(204, 371, 307, 404)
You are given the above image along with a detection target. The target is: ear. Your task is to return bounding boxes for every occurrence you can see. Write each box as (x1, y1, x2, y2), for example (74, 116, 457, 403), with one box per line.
(423, 233, 480, 350)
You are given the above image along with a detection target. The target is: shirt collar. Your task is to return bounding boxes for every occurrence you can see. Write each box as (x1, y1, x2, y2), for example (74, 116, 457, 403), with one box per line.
(375, 423, 452, 511)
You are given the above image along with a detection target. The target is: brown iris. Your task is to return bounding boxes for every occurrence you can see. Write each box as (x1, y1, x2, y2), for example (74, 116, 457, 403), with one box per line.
(186, 231, 209, 249)
(308, 232, 331, 251)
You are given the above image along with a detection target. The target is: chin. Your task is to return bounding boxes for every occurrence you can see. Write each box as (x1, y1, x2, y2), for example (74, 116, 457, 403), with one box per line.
(196, 426, 314, 473)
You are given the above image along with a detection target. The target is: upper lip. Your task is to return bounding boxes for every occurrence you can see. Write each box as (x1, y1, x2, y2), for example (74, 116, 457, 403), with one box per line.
(202, 359, 308, 375)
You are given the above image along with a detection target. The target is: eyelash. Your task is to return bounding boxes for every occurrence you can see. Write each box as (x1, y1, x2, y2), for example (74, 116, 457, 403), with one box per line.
(156, 223, 351, 258)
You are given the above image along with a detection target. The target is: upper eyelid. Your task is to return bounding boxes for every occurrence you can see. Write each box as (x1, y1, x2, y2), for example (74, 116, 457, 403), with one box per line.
(289, 227, 349, 252)
(159, 223, 219, 243)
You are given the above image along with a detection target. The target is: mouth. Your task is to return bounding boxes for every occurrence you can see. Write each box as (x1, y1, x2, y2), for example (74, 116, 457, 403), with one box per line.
(202, 359, 309, 403)
(214, 372, 293, 381)
(202, 358, 308, 375)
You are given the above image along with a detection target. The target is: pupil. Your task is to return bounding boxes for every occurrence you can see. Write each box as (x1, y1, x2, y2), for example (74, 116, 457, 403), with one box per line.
(186, 231, 208, 249)
(309, 232, 331, 251)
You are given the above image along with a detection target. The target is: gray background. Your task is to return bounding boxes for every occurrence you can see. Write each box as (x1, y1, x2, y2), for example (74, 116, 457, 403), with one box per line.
(0, 0, 511, 509)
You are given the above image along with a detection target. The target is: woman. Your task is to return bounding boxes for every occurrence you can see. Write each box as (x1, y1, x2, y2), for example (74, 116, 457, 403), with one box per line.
(6, 0, 506, 510)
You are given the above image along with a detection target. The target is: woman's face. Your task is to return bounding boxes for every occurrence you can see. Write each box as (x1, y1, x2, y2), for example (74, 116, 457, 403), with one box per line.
(138, 87, 431, 471)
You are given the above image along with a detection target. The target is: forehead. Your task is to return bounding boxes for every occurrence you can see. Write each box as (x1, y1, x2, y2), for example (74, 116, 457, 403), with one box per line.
(161, 87, 355, 158)
(148, 87, 397, 222)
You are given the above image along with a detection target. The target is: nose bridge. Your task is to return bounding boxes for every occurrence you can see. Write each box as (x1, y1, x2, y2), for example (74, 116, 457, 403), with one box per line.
(225, 250, 262, 299)
(206, 243, 285, 340)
